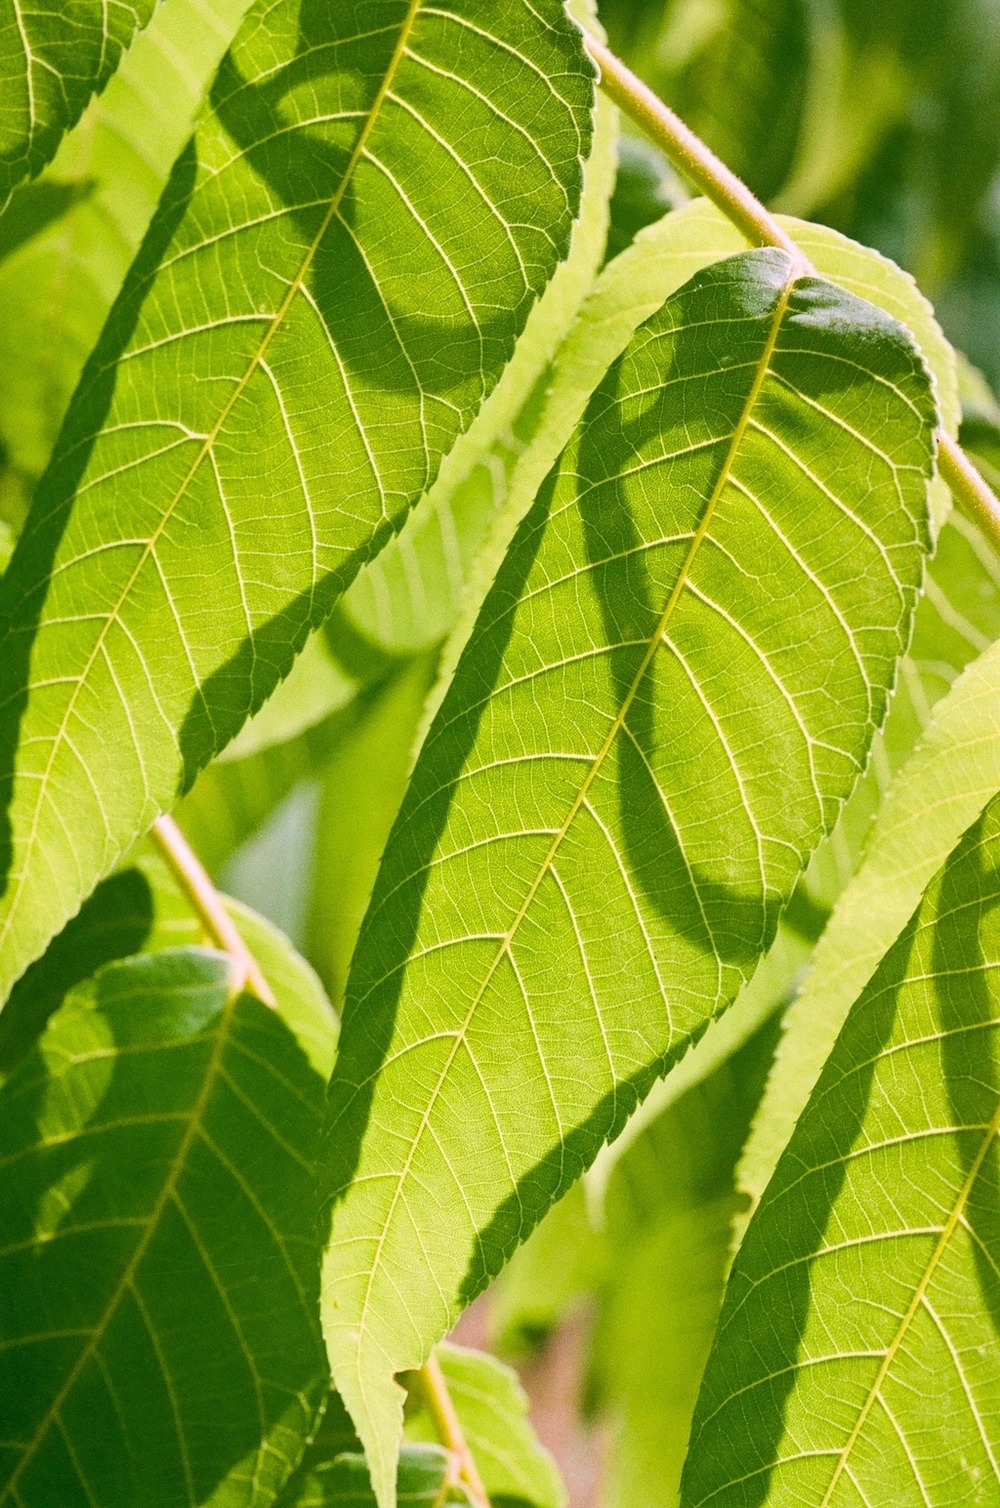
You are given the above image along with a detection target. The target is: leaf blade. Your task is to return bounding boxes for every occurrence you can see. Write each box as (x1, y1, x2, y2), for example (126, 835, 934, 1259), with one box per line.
(0, 0, 158, 204)
(682, 791, 1000, 1507)
(319, 248, 937, 1500)
(0, 0, 595, 1001)
(0, 898, 337, 1504)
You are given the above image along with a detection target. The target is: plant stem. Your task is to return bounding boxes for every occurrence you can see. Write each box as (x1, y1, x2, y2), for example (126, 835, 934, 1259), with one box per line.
(585, 34, 1000, 557)
(583, 35, 802, 263)
(150, 813, 276, 1005)
(414, 1352, 491, 1508)
(936, 431, 1000, 543)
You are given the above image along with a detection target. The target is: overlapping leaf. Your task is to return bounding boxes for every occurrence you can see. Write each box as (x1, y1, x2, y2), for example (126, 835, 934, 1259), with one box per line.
(0, 0, 256, 492)
(0, 0, 157, 206)
(683, 791, 1000, 1507)
(319, 246, 937, 1503)
(0, 0, 595, 1004)
(405, 1344, 565, 1508)
(0, 897, 337, 1505)
(590, 1018, 778, 1508)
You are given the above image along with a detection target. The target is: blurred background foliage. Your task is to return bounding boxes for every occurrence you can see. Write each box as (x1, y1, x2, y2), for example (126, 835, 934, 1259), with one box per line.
(3, 0, 1000, 1503)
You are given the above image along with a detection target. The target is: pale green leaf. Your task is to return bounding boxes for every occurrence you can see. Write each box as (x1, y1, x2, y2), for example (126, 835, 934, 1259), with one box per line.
(742, 623, 1000, 1216)
(319, 247, 937, 1504)
(0, 0, 255, 488)
(0, 0, 595, 1003)
(0, 929, 335, 1505)
(683, 790, 1000, 1507)
(589, 1015, 778, 1508)
(305, 653, 439, 1009)
(406, 1344, 565, 1508)
(0, 0, 157, 205)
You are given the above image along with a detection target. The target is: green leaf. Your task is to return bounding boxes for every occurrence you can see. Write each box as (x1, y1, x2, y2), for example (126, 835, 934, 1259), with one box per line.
(283, 1446, 469, 1507)
(589, 1015, 779, 1508)
(319, 247, 937, 1502)
(742, 623, 1000, 1217)
(489, 1178, 605, 1360)
(305, 653, 439, 1008)
(406, 1343, 565, 1508)
(0, 931, 335, 1505)
(335, 65, 618, 665)
(0, 0, 157, 206)
(175, 689, 367, 879)
(0, 0, 255, 488)
(0, 0, 595, 1003)
(682, 790, 1000, 1507)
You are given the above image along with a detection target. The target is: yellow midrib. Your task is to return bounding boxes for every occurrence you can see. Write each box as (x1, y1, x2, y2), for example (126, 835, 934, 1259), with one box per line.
(817, 1093, 1000, 1506)
(1, 984, 238, 1502)
(349, 254, 797, 1353)
(0, 0, 424, 964)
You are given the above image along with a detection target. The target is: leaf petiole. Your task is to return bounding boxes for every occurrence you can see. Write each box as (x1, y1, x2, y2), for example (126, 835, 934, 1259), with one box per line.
(149, 813, 275, 1005)
(412, 1352, 492, 1508)
(584, 32, 1000, 557)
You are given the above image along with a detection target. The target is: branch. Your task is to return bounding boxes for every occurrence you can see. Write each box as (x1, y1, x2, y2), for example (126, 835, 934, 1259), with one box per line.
(413, 1352, 491, 1508)
(584, 34, 1000, 557)
(150, 814, 276, 1005)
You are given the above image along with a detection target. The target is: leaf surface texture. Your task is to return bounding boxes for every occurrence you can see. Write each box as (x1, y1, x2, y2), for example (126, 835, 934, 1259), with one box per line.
(683, 790, 1000, 1507)
(319, 247, 937, 1500)
(0, 916, 336, 1505)
(0, 0, 594, 1002)
(0, 0, 156, 204)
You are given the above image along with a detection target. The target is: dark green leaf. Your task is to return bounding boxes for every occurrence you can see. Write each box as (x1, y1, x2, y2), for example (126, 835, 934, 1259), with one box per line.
(0, 911, 336, 1503)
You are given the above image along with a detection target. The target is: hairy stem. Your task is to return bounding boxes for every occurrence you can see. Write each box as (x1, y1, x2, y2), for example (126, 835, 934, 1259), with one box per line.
(414, 1352, 491, 1508)
(936, 430, 1000, 543)
(585, 34, 1000, 555)
(150, 814, 275, 1005)
(583, 35, 803, 262)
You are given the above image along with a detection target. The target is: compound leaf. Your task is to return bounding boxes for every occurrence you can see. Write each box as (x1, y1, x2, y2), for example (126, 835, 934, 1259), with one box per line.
(0, 0, 595, 1003)
(682, 789, 1000, 1507)
(319, 247, 937, 1502)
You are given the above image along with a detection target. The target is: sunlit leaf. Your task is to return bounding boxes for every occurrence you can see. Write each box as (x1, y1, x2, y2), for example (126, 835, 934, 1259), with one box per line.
(319, 246, 937, 1504)
(0, 0, 255, 492)
(0, 0, 157, 206)
(0, 0, 595, 1003)
(683, 790, 1000, 1507)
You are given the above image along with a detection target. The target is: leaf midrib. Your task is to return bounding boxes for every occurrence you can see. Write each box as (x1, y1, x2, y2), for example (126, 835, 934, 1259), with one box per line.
(817, 1091, 1000, 1505)
(347, 255, 798, 1356)
(0, 0, 425, 960)
(0, 974, 240, 1502)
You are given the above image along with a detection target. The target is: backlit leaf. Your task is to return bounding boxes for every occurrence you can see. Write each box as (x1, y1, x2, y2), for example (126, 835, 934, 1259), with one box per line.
(683, 790, 1000, 1507)
(0, 0, 595, 1003)
(0, 0, 157, 205)
(319, 247, 937, 1503)
(0, 928, 336, 1505)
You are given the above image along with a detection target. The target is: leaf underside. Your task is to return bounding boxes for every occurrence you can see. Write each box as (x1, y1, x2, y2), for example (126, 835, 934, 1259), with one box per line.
(683, 790, 1000, 1507)
(0, 0, 594, 1004)
(0, 939, 333, 1507)
(0, 0, 157, 205)
(318, 247, 936, 1503)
